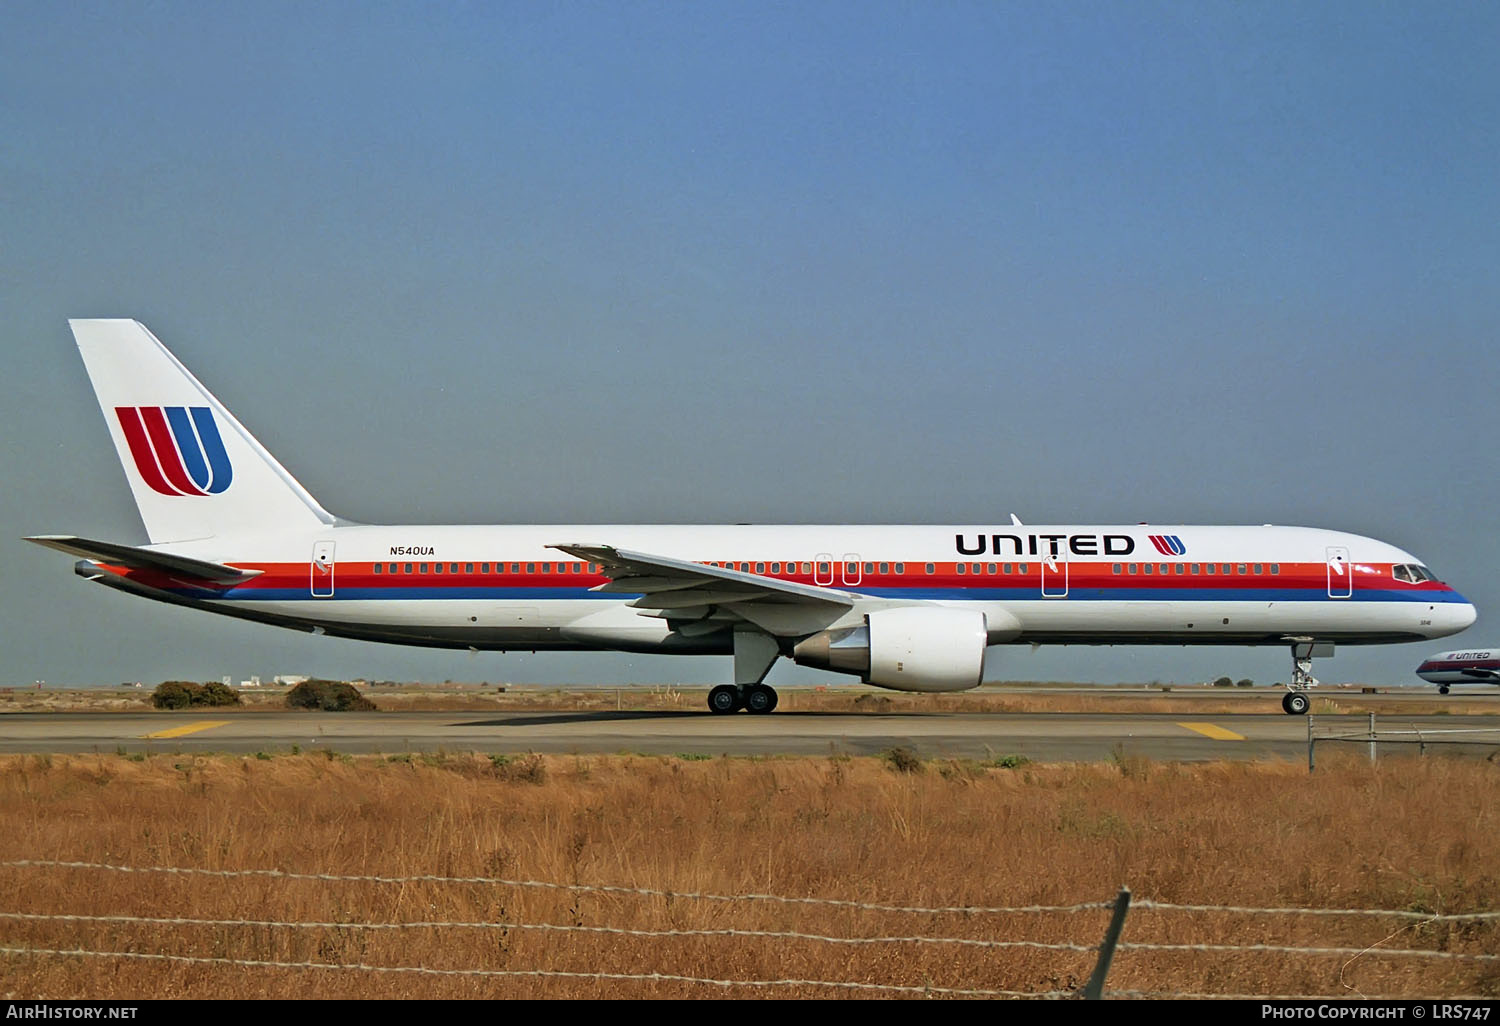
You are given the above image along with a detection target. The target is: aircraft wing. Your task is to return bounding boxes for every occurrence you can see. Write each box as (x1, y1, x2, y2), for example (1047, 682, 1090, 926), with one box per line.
(25, 535, 262, 585)
(549, 543, 855, 637)
(1459, 667, 1500, 681)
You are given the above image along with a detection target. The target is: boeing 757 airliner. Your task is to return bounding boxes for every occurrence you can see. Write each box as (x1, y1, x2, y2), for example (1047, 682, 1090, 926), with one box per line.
(28, 321, 1477, 715)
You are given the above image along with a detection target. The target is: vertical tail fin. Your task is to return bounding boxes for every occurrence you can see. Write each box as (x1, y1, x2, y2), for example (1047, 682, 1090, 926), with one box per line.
(69, 319, 336, 543)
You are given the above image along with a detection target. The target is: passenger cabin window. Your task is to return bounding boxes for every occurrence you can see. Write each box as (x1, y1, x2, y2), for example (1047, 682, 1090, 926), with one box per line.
(1175, 564, 1185, 574)
(434, 563, 443, 574)
(419, 563, 429, 574)
(1237, 564, 1247, 575)
(1018, 563, 1028, 574)
(864, 562, 874, 574)
(925, 563, 935, 575)
(1270, 564, 1280, 574)
(1205, 564, 1215, 575)
(480, 563, 490, 573)
(986, 563, 996, 574)
(1253, 564, 1263, 575)
(756, 563, 765, 574)
(894, 563, 904, 574)
(1191, 564, 1200, 574)
(957, 564, 966, 575)
(1145, 564, 1154, 575)
(526, 563, 535, 574)
(1112, 563, 1121, 574)
(374, 563, 382, 574)
(387, 563, 397, 574)
(818, 562, 830, 575)
(880, 563, 890, 574)
(771, 562, 782, 574)
(511, 563, 521, 573)
(403, 563, 413, 574)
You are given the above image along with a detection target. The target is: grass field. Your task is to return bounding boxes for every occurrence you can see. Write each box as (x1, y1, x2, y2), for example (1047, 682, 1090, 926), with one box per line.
(1, 749, 1496, 999)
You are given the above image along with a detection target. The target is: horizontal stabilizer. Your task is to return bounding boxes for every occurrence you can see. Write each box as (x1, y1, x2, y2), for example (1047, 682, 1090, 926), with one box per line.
(25, 535, 262, 585)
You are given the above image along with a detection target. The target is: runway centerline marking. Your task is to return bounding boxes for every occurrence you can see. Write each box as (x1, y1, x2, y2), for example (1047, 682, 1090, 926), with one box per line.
(142, 721, 231, 739)
(1177, 722, 1245, 741)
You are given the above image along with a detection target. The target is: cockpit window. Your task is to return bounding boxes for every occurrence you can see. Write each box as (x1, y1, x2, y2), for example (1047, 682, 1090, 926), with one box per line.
(1393, 564, 1439, 584)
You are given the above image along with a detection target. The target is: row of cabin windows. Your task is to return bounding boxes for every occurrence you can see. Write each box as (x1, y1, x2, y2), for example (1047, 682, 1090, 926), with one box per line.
(717, 562, 911, 575)
(716, 562, 1038, 576)
(367, 560, 1307, 578)
(374, 562, 602, 575)
(1111, 563, 1280, 576)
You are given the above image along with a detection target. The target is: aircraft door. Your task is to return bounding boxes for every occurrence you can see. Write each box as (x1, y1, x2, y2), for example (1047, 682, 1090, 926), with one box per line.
(1326, 546, 1352, 599)
(841, 554, 862, 587)
(1041, 542, 1068, 597)
(814, 552, 834, 586)
(312, 541, 336, 598)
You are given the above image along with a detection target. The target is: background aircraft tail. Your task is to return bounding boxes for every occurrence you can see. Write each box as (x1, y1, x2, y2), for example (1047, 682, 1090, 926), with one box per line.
(69, 319, 335, 544)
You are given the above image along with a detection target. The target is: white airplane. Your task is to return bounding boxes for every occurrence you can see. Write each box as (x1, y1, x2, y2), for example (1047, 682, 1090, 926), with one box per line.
(28, 320, 1478, 716)
(1416, 649, 1500, 694)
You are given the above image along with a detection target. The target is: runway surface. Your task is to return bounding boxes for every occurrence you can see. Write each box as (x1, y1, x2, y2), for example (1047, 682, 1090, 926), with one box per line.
(4, 705, 1499, 762)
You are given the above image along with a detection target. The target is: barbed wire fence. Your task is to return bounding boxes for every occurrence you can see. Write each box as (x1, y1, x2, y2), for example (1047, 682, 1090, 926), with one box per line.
(2, 860, 1496, 999)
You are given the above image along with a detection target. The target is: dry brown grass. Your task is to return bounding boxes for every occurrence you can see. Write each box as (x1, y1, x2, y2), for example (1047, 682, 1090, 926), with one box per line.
(0, 751, 1496, 999)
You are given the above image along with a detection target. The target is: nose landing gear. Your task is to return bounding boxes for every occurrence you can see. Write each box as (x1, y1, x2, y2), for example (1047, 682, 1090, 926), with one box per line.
(1280, 638, 1332, 715)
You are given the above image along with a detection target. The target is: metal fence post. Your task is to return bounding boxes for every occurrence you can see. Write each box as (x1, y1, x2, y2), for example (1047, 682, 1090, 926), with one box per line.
(1082, 887, 1132, 999)
(1369, 711, 1376, 765)
(1307, 714, 1315, 773)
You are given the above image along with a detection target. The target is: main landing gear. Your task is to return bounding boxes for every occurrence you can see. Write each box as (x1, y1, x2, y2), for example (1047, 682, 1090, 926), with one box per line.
(708, 630, 782, 714)
(1280, 638, 1332, 716)
(707, 683, 779, 715)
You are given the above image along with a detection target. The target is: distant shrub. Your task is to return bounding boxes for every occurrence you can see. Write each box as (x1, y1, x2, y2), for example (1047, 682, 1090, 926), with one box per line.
(883, 746, 924, 774)
(1236, 679, 1254, 688)
(152, 681, 241, 709)
(285, 679, 376, 712)
(196, 681, 242, 706)
(1212, 676, 1233, 687)
(152, 681, 195, 709)
(489, 752, 547, 784)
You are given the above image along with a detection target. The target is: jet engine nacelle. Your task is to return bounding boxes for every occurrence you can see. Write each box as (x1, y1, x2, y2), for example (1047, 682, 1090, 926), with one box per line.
(792, 607, 989, 692)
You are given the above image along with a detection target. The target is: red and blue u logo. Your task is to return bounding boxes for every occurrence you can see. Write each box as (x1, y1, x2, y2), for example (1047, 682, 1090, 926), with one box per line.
(115, 406, 233, 496)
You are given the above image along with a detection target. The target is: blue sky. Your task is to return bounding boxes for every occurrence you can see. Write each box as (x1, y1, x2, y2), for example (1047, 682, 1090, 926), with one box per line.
(3, 2, 1497, 687)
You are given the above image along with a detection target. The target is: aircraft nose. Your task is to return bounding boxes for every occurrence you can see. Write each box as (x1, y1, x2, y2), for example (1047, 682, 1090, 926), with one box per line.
(1442, 596, 1478, 634)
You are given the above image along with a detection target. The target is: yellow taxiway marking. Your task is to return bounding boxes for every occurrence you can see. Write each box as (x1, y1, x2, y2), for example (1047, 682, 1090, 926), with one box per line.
(1178, 722, 1245, 741)
(142, 721, 231, 739)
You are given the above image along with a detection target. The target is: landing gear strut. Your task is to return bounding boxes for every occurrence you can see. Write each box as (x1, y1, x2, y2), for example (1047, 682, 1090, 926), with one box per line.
(706, 631, 782, 714)
(1280, 639, 1332, 716)
(705, 683, 779, 715)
